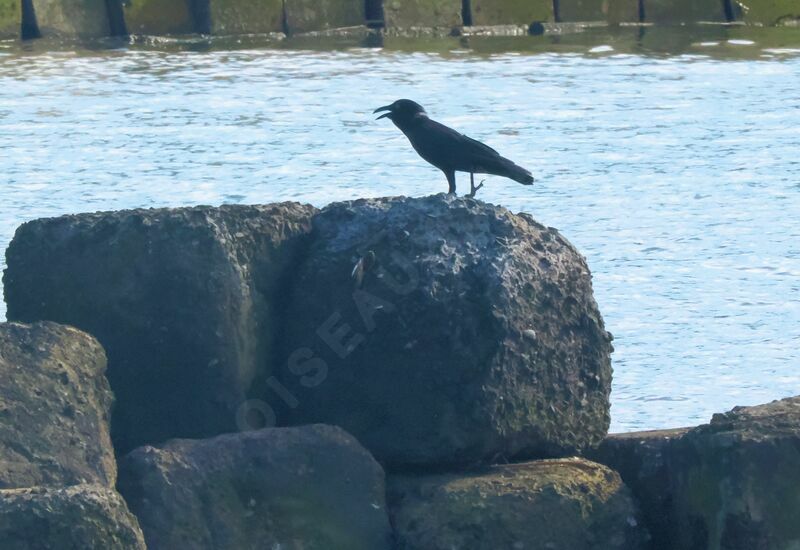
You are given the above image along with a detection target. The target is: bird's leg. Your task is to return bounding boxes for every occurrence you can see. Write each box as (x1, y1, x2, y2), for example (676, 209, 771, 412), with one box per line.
(466, 173, 484, 198)
(445, 171, 456, 195)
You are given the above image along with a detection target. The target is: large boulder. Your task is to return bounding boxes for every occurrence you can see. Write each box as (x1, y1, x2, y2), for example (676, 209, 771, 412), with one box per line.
(0, 322, 116, 489)
(0, 484, 146, 550)
(284, 0, 365, 34)
(4, 203, 316, 454)
(118, 424, 392, 550)
(590, 428, 689, 549)
(389, 458, 648, 549)
(31, 0, 111, 37)
(280, 195, 613, 467)
(669, 396, 800, 550)
(383, 0, 462, 28)
(469, 0, 553, 25)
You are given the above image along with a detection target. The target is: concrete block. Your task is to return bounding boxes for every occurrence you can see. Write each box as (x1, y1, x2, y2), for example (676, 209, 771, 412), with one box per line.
(123, 0, 195, 35)
(735, 0, 799, 25)
(643, 0, 727, 23)
(558, 0, 606, 21)
(383, 0, 462, 29)
(32, 0, 111, 37)
(210, 0, 284, 34)
(605, 0, 641, 23)
(470, 0, 553, 25)
(284, 0, 364, 34)
(0, 0, 20, 38)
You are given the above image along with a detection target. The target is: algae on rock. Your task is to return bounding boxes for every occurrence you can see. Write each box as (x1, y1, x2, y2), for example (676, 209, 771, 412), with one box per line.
(0, 322, 117, 489)
(389, 458, 648, 549)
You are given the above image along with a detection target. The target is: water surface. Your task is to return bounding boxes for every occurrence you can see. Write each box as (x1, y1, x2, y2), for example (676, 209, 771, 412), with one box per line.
(2, 27, 799, 432)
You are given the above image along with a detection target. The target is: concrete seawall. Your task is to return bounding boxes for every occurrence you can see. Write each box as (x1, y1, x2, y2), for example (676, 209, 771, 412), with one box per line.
(2, 0, 798, 41)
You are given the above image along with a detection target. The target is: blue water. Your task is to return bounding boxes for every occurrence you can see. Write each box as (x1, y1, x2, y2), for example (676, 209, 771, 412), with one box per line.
(2, 29, 799, 433)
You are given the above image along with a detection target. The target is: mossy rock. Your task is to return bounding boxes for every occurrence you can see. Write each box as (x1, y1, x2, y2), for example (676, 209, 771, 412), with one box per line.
(734, 0, 800, 25)
(284, 0, 364, 34)
(0, 0, 20, 39)
(642, 0, 727, 23)
(0, 485, 146, 550)
(123, 0, 195, 35)
(389, 458, 648, 549)
(470, 0, 552, 25)
(210, 0, 284, 34)
(383, 0, 462, 28)
(0, 322, 117, 490)
(32, 0, 111, 37)
(669, 396, 800, 550)
(118, 425, 392, 550)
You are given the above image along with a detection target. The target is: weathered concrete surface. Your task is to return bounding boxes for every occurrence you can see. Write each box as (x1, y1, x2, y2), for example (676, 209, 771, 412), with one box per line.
(470, 0, 553, 26)
(123, 0, 196, 35)
(31, 0, 111, 37)
(734, 0, 800, 25)
(383, 0, 462, 28)
(669, 396, 800, 550)
(284, 0, 365, 34)
(281, 195, 613, 468)
(0, 322, 116, 489)
(0, 484, 146, 550)
(4, 203, 317, 454)
(590, 428, 690, 550)
(605, 0, 641, 23)
(389, 458, 648, 550)
(210, 0, 284, 34)
(0, 0, 20, 38)
(118, 424, 391, 550)
(642, 0, 727, 23)
(558, 0, 607, 22)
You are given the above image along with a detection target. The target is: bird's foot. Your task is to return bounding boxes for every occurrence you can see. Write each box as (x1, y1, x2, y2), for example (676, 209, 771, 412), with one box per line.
(466, 179, 485, 199)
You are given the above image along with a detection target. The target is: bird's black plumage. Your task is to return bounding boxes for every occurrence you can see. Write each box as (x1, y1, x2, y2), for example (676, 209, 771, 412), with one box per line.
(374, 99, 534, 197)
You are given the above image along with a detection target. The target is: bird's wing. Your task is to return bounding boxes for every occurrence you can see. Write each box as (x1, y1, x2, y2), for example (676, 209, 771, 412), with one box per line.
(460, 134, 499, 156)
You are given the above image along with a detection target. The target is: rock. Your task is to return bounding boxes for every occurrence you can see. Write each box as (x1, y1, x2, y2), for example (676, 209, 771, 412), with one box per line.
(0, 322, 116, 489)
(733, 0, 799, 26)
(280, 195, 613, 467)
(383, 0, 462, 29)
(469, 0, 553, 26)
(642, 0, 726, 23)
(0, 0, 20, 38)
(31, 0, 111, 37)
(4, 203, 316, 454)
(284, 0, 365, 34)
(209, 0, 284, 35)
(590, 428, 689, 549)
(669, 396, 800, 550)
(123, 0, 196, 35)
(118, 424, 392, 550)
(389, 457, 648, 550)
(0, 484, 146, 550)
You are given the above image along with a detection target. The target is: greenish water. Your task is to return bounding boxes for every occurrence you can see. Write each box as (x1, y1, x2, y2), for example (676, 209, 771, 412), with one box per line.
(1, 26, 799, 432)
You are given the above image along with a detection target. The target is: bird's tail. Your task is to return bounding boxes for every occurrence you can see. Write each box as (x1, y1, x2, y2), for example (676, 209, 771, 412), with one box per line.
(490, 156, 534, 185)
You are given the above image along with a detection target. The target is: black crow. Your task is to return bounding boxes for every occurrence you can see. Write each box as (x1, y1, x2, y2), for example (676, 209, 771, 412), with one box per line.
(374, 99, 534, 197)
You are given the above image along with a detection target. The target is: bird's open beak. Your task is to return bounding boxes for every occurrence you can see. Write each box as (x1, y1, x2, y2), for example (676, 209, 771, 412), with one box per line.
(373, 105, 392, 120)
